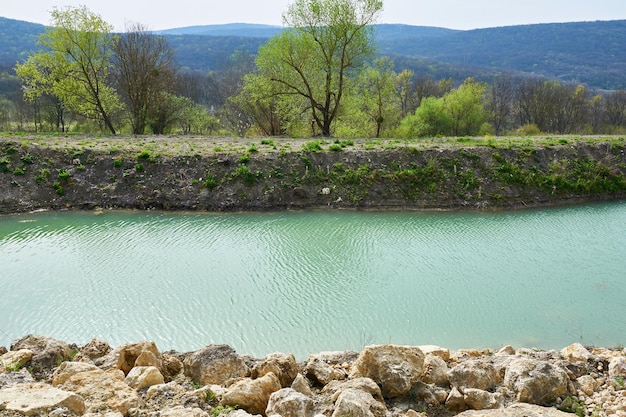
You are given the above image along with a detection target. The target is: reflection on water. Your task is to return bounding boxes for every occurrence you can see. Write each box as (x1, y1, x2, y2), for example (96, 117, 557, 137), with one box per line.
(1, 202, 625, 358)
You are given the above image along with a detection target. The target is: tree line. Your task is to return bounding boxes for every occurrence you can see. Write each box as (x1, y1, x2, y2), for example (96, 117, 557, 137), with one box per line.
(0, 1, 625, 138)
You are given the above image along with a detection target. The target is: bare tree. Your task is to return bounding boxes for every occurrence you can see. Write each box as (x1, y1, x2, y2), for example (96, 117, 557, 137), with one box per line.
(487, 73, 515, 135)
(113, 22, 177, 134)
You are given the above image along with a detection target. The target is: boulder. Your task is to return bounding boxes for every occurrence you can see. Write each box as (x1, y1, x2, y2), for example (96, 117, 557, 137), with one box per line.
(448, 359, 499, 392)
(306, 356, 347, 385)
(331, 388, 387, 417)
(0, 348, 33, 371)
(184, 344, 249, 385)
(418, 345, 451, 361)
(609, 356, 626, 377)
(349, 345, 425, 398)
(323, 377, 385, 404)
(75, 338, 112, 363)
(266, 387, 315, 417)
(0, 368, 34, 386)
(0, 346, 7, 355)
(124, 365, 165, 390)
(52, 361, 101, 386)
(291, 373, 313, 397)
(60, 368, 140, 415)
(161, 353, 184, 380)
(0, 382, 85, 416)
(560, 343, 593, 362)
(456, 403, 574, 417)
(496, 346, 516, 356)
(115, 341, 162, 375)
(422, 354, 449, 386)
(503, 358, 569, 405)
(251, 352, 299, 388)
(463, 388, 503, 410)
(445, 387, 468, 412)
(10, 334, 73, 371)
(576, 374, 598, 396)
(221, 372, 281, 415)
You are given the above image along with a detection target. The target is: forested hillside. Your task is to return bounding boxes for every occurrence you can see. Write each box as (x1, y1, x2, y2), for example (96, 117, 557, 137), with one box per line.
(1, 17, 625, 89)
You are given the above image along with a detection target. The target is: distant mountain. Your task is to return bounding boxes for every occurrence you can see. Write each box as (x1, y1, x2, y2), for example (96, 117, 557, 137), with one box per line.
(155, 23, 283, 38)
(0, 17, 45, 66)
(1, 17, 625, 89)
(377, 20, 626, 90)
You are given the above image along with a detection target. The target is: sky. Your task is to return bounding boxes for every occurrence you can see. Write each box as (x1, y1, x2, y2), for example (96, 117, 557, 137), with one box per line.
(2, 0, 626, 31)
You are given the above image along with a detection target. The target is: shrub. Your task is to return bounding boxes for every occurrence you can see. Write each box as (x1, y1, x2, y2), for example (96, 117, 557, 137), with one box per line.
(515, 123, 542, 136)
(302, 141, 322, 152)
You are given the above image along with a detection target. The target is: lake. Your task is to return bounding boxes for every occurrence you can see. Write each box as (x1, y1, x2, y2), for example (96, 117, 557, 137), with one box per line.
(1, 202, 624, 358)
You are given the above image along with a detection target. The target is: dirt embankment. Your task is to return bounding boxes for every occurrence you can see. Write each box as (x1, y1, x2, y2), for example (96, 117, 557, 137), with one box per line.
(1, 136, 625, 215)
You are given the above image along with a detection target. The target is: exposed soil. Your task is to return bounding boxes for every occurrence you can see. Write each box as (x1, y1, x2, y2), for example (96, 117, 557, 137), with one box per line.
(1, 135, 625, 215)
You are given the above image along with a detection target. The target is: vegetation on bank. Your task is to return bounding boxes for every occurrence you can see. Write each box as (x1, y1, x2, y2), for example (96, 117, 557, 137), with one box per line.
(1, 135, 625, 214)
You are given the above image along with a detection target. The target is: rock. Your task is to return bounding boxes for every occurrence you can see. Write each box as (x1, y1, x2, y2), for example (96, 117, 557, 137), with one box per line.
(291, 373, 313, 397)
(349, 345, 425, 398)
(251, 352, 299, 388)
(418, 345, 450, 361)
(1, 348, 33, 371)
(463, 388, 503, 410)
(114, 341, 162, 375)
(161, 353, 184, 380)
(228, 411, 263, 417)
(324, 378, 385, 404)
(405, 410, 424, 417)
(146, 381, 187, 401)
(497, 346, 516, 356)
(184, 344, 250, 385)
(124, 365, 165, 390)
(266, 387, 315, 417)
(448, 359, 499, 392)
(0, 346, 7, 355)
(221, 372, 281, 415)
(0, 382, 85, 416)
(503, 358, 569, 405)
(10, 334, 73, 371)
(306, 356, 347, 385)
(421, 354, 449, 386)
(456, 403, 574, 417)
(160, 406, 209, 417)
(52, 361, 101, 386)
(75, 338, 112, 363)
(609, 357, 626, 377)
(576, 374, 598, 396)
(331, 388, 387, 417)
(560, 343, 593, 362)
(445, 387, 468, 412)
(60, 368, 140, 415)
(0, 368, 34, 386)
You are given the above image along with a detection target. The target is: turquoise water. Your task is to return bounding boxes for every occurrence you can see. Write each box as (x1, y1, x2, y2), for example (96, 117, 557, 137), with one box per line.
(1, 203, 624, 358)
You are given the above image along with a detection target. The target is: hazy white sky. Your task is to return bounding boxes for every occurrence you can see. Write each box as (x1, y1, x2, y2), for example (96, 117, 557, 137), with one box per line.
(3, 0, 626, 31)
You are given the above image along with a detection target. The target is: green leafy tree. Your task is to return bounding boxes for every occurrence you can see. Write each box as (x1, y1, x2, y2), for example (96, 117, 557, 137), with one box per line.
(15, 6, 121, 134)
(355, 57, 400, 137)
(253, 0, 383, 137)
(398, 78, 487, 137)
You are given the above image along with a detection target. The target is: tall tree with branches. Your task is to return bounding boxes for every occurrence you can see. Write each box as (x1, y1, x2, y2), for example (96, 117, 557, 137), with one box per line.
(15, 6, 121, 134)
(253, 0, 383, 136)
(113, 22, 177, 134)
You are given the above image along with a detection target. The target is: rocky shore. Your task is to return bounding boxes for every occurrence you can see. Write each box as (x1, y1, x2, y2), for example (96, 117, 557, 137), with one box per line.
(1, 335, 625, 417)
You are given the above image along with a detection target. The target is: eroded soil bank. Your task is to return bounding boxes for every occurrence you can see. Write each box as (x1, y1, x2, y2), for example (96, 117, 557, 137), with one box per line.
(1, 136, 625, 214)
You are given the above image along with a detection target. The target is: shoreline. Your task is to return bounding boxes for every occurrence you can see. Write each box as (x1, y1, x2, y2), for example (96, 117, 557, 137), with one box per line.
(1, 135, 626, 215)
(1, 335, 625, 417)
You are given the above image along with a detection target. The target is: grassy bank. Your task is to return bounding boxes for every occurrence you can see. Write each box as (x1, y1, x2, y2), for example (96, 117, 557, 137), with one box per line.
(1, 135, 625, 214)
